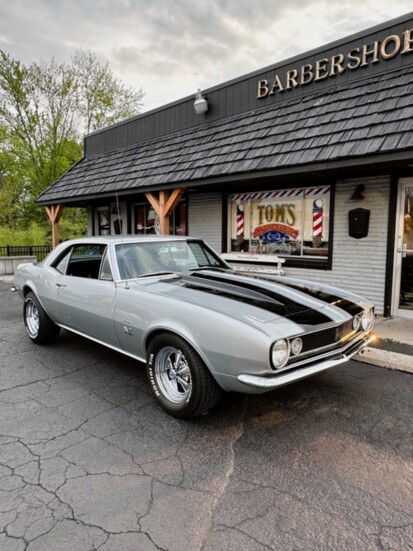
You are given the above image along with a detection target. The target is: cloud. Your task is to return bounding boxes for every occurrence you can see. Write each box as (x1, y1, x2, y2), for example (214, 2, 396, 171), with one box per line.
(0, 0, 411, 111)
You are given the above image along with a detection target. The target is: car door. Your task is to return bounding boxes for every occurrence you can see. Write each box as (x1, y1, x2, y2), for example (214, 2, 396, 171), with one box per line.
(54, 244, 120, 347)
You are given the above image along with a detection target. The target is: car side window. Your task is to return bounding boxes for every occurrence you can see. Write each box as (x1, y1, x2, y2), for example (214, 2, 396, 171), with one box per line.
(54, 249, 72, 275)
(99, 249, 113, 281)
(54, 244, 105, 279)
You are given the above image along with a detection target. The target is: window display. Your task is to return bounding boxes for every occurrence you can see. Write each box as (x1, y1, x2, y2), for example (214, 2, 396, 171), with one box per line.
(134, 202, 186, 236)
(229, 186, 330, 259)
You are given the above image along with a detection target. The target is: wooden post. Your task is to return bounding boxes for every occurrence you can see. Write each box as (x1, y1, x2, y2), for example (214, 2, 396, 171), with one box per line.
(144, 189, 184, 235)
(44, 204, 64, 248)
(159, 190, 169, 235)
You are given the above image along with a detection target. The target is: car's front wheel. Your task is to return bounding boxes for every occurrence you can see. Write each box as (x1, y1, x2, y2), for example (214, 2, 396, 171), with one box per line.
(146, 333, 221, 418)
(24, 291, 60, 345)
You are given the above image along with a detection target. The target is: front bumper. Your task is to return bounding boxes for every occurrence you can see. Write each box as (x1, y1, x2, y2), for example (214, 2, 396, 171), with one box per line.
(237, 333, 376, 389)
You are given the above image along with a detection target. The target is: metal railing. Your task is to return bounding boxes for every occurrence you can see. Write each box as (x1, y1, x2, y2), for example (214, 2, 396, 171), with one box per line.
(0, 245, 53, 262)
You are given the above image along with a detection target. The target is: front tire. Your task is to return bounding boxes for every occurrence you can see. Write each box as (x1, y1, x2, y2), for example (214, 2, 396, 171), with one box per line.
(146, 333, 221, 418)
(24, 291, 60, 345)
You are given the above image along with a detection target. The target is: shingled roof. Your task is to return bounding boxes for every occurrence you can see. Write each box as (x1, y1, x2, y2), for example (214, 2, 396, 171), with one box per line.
(37, 65, 413, 205)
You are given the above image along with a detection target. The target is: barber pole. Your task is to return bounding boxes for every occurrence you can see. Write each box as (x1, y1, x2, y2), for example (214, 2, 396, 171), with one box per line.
(312, 199, 324, 239)
(236, 204, 244, 237)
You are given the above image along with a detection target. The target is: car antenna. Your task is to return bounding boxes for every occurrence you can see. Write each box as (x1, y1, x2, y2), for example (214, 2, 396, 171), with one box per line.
(115, 193, 129, 289)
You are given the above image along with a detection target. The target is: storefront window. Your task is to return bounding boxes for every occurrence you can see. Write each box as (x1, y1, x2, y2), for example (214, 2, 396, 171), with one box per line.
(229, 186, 331, 259)
(97, 208, 110, 235)
(134, 202, 186, 235)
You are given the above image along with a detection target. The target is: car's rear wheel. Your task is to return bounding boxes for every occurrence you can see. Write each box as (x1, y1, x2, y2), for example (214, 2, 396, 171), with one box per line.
(24, 292, 60, 345)
(146, 333, 221, 418)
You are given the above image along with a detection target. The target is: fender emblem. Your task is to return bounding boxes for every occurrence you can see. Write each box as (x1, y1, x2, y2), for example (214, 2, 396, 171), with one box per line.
(123, 325, 134, 336)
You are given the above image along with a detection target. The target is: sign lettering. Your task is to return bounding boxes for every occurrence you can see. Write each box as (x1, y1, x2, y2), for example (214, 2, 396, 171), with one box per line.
(257, 28, 413, 99)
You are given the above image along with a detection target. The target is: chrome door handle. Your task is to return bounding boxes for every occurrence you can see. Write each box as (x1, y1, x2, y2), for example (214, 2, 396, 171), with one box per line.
(56, 283, 67, 287)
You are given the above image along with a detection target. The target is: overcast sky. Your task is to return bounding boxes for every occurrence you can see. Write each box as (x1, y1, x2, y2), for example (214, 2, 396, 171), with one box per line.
(0, 1, 412, 112)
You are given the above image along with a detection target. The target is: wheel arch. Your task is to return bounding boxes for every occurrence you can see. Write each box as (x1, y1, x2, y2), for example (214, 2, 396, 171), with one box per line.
(144, 327, 219, 384)
(22, 284, 35, 297)
(22, 283, 52, 322)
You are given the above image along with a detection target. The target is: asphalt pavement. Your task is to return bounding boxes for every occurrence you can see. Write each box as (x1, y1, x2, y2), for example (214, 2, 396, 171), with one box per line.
(0, 278, 412, 551)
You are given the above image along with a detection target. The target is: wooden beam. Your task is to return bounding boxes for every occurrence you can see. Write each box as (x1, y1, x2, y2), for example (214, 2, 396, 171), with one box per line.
(145, 192, 160, 216)
(159, 190, 169, 235)
(44, 204, 64, 248)
(144, 188, 184, 236)
(164, 188, 184, 216)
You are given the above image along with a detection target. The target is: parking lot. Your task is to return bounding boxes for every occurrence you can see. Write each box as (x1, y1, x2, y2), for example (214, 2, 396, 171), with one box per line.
(0, 278, 412, 551)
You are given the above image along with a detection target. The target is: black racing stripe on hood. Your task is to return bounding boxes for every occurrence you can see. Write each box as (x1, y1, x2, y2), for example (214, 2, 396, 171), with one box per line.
(235, 273, 364, 316)
(178, 274, 333, 325)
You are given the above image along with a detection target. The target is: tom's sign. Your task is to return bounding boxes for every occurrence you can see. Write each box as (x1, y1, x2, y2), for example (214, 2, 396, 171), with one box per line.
(257, 28, 413, 98)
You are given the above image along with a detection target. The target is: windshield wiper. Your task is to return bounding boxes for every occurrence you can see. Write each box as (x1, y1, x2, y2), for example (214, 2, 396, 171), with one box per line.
(189, 266, 228, 272)
(137, 271, 179, 279)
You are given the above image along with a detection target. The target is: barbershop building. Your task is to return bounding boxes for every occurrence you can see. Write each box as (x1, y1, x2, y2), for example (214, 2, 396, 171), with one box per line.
(37, 12, 413, 318)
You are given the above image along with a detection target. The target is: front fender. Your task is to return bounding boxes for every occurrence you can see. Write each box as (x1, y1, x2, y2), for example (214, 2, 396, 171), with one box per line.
(143, 313, 273, 391)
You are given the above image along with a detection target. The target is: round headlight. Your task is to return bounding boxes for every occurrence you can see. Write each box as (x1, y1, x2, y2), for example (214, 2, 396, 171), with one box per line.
(352, 315, 361, 332)
(290, 337, 303, 356)
(271, 339, 289, 369)
(361, 309, 374, 331)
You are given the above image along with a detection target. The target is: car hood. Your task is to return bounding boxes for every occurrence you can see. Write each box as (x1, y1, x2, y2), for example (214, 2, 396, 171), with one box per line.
(133, 269, 371, 329)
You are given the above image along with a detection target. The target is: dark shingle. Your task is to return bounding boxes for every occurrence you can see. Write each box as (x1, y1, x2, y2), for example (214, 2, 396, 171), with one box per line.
(37, 66, 413, 204)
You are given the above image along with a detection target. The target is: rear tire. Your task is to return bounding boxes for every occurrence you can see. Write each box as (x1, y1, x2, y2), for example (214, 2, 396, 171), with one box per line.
(24, 291, 60, 345)
(146, 333, 221, 418)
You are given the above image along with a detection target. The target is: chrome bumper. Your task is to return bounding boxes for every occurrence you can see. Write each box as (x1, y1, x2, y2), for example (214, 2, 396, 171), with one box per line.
(237, 334, 376, 389)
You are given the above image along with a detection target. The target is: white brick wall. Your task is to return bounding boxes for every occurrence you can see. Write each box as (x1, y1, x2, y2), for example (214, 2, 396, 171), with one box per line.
(188, 192, 223, 253)
(285, 176, 390, 313)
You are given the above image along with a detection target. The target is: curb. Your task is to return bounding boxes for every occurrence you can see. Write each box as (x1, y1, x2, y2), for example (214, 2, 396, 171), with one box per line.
(355, 347, 413, 374)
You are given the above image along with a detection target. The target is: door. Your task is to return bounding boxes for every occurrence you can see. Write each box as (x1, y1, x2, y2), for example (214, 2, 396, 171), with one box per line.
(55, 244, 120, 346)
(393, 179, 413, 318)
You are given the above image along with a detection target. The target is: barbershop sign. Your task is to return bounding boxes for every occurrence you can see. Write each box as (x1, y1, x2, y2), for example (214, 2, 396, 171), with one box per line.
(257, 28, 413, 98)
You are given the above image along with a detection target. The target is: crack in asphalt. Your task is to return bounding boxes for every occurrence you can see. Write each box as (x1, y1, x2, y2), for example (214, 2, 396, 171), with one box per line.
(1, 299, 413, 550)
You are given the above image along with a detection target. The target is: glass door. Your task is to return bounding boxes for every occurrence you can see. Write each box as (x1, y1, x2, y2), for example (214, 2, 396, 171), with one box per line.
(393, 179, 413, 317)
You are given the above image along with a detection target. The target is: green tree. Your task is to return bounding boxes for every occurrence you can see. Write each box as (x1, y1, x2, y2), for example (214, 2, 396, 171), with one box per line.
(0, 49, 144, 242)
(73, 50, 144, 134)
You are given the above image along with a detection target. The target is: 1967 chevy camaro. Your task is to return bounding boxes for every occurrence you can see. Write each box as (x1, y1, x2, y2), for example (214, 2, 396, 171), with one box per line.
(12, 236, 375, 418)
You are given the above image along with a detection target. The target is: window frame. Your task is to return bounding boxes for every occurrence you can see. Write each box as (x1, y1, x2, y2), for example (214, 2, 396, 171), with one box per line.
(51, 244, 111, 280)
(225, 183, 335, 270)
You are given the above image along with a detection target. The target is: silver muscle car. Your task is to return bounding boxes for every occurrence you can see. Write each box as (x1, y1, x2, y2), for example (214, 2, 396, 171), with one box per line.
(12, 236, 375, 418)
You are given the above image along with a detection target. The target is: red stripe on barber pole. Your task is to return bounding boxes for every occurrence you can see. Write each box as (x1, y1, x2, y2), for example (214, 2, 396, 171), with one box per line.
(236, 205, 244, 237)
(237, 217, 244, 236)
(312, 211, 323, 238)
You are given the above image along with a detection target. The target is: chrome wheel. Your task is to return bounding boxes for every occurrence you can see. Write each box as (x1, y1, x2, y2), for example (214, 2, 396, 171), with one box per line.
(25, 300, 40, 338)
(154, 346, 192, 404)
(147, 333, 221, 418)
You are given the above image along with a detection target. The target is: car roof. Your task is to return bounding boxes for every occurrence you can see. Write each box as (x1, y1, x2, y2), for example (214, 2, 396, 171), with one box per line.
(60, 235, 201, 246)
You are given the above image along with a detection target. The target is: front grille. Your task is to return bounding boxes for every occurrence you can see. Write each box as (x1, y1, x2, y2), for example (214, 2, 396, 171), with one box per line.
(298, 318, 356, 354)
(336, 318, 354, 341)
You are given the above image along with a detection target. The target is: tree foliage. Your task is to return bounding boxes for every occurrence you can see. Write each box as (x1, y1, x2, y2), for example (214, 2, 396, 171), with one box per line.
(0, 49, 144, 243)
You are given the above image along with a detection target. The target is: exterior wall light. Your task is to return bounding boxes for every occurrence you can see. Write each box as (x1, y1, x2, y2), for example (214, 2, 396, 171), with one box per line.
(194, 89, 208, 115)
(350, 184, 365, 201)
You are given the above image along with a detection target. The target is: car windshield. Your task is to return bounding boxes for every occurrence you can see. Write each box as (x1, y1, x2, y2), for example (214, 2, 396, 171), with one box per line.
(115, 240, 227, 280)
